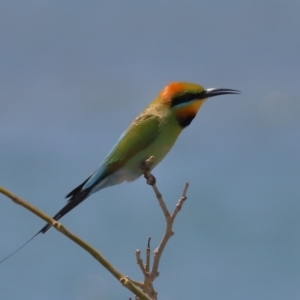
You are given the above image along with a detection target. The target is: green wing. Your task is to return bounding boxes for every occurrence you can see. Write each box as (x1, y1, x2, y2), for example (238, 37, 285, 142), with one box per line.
(104, 114, 161, 167)
(70, 114, 161, 192)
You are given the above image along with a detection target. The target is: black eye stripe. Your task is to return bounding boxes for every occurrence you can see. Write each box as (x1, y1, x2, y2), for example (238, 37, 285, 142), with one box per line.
(171, 92, 205, 107)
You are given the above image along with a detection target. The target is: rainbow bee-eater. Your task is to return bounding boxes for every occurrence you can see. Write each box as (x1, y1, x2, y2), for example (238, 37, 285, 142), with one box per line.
(0, 82, 240, 263)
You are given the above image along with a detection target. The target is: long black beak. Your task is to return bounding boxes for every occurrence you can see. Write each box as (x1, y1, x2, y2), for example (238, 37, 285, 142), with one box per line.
(204, 88, 241, 98)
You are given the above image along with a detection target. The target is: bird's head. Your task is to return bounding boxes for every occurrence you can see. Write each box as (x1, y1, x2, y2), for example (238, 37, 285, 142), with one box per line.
(157, 82, 240, 128)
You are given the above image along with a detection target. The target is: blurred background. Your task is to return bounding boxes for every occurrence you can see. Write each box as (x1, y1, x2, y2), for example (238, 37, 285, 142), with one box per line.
(0, 1, 299, 299)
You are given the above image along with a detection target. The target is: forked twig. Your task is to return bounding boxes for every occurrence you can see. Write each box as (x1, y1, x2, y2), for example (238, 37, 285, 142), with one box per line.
(134, 156, 189, 299)
(150, 182, 189, 282)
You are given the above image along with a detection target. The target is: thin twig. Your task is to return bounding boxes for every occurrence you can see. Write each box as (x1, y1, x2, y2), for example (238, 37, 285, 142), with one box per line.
(135, 249, 148, 278)
(149, 182, 188, 282)
(0, 186, 152, 300)
(152, 185, 170, 219)
(137, 157, 189, 298)
(145, 237, 151, 274)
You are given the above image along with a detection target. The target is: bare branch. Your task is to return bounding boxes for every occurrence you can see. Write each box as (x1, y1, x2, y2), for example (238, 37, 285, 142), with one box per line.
(135, 249, 148, 278)
(149, 182, 188, 282)
(137, 157, 189, 298)
(0, 186, 152, 300)
(145, 237, 151, 274)
(171, 182, 189, 220)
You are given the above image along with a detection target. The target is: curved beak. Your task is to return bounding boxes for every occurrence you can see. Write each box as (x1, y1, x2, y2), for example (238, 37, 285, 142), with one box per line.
(204, 88, 241, 98)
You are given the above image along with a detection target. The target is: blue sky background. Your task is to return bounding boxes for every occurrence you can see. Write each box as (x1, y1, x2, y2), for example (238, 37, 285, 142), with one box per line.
(1, 1, 299, 299)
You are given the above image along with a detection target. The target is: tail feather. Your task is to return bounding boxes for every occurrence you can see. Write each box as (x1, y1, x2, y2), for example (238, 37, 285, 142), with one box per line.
(40, 188, 91, 234)
(0, 231, 40, 264)
(40, 173, 94, 234)
(0, 176, 95, 264)
(65, 174, 92, 200)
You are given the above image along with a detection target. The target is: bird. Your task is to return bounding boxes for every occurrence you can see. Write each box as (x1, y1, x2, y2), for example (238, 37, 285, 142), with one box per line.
(0, 82, 240, 263)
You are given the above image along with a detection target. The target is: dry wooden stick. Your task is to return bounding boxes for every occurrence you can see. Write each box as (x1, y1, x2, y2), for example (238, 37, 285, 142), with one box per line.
(134, 156, 189, 299)
(0, 186, 152, 300)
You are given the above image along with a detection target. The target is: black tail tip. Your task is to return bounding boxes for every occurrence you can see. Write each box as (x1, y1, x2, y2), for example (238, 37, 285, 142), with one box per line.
(39, 223, 52, 234)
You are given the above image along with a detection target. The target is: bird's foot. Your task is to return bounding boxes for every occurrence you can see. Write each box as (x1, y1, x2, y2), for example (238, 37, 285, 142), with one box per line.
(144, 173, 156, 186)
(140, 156, 156, 186)
(140, 156, 155, 171)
